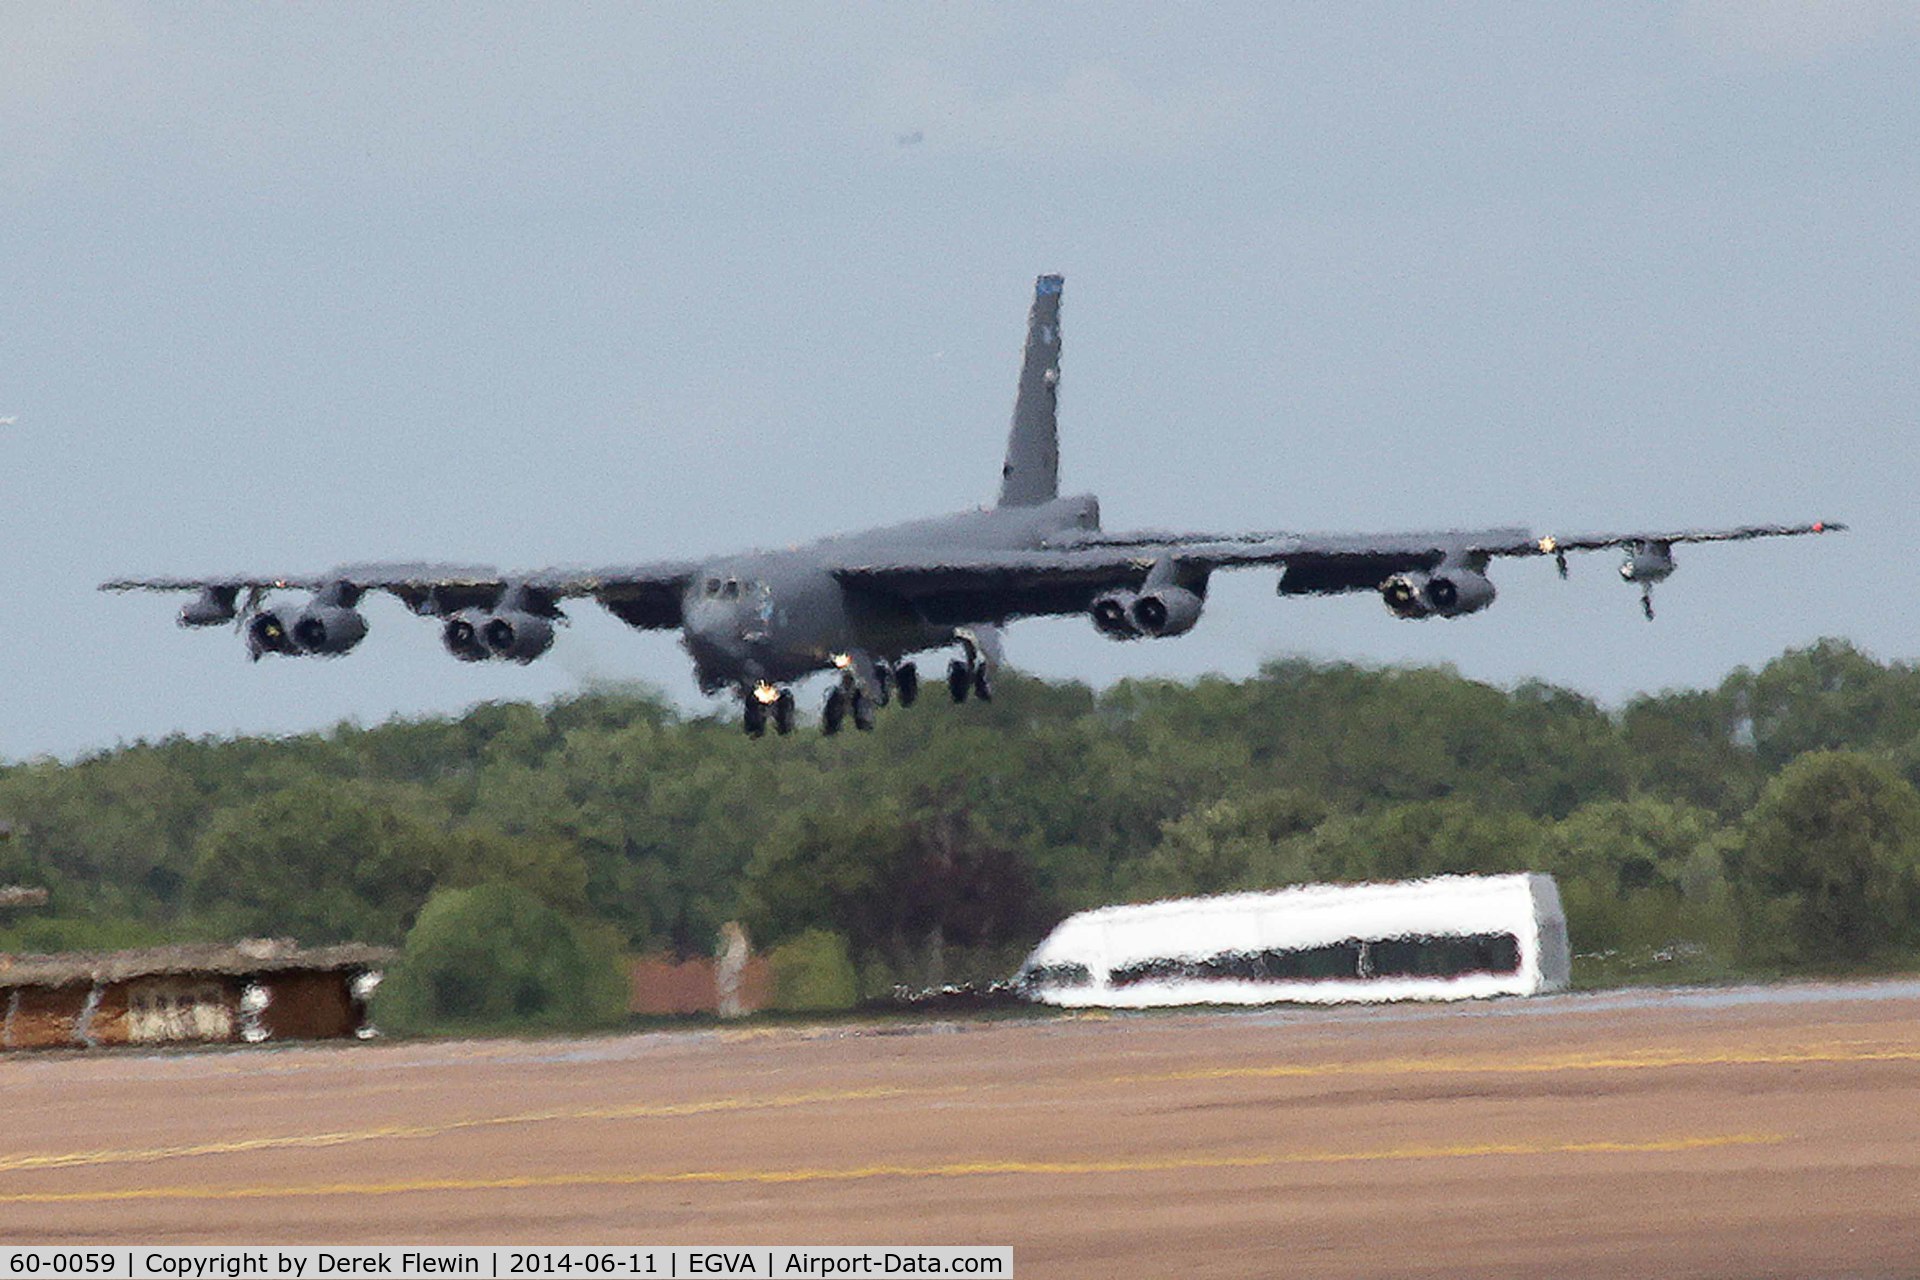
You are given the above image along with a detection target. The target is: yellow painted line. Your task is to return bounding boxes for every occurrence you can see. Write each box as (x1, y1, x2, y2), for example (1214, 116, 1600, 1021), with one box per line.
(1, 1039, 1901, 1181)
(0, 1132, 1785, 1205)
(1115, 1042, 1920, 1087)
(0, 1084, 958, 1176)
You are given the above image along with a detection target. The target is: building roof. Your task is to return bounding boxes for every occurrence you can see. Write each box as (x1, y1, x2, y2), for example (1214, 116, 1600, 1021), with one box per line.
(0, 939, 395, 989)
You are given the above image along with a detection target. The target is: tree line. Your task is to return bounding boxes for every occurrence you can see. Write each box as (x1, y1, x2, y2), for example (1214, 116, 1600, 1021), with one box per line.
(4, 637, 1920, 1005)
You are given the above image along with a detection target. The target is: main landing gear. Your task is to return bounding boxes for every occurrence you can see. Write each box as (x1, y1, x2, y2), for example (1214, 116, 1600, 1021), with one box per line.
(822, 659, 918, 735)
(742, 683, 796, 738)
(741, 659, 924, 739)
(947, 646, 992, 704)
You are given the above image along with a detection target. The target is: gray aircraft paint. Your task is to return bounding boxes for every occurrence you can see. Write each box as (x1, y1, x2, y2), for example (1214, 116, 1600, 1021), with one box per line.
(998, 273, 1064, 509)
(103, 277, 1845, 736)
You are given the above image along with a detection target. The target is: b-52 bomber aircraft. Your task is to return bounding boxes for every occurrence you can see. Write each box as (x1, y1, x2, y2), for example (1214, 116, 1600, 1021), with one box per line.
(105, 275, 1843, 737)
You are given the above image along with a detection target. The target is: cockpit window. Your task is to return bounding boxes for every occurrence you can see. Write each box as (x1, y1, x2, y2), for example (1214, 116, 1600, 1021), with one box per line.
(721, 579, 740, 599)
(703, 578, 721, 597)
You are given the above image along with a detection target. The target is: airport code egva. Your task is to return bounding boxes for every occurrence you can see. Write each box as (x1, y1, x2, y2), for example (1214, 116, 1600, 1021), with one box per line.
(1, 1253, 1012, 1280)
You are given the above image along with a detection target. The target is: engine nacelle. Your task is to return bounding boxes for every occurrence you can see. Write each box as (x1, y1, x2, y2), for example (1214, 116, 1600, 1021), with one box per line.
(247, 607, 301, 658)
(1620, 541, 1675, 584)
(1382, 569, 1497, 619)
(1090, 591, 1140, 640)
(289, 604, 368, 655)
(442, 609, 492, 663)
(1131, 586, 1203, 637)
(179, 586, 238, 628)
(481, 610, 555, 663)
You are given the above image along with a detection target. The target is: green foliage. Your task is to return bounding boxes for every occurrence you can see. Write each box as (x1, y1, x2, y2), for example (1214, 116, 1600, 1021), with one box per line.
(1540, 797, 1726, 899)
(1739, 640, 1920, 771)
(767, 928, 858, 1012)
(741, 793, 1050, 990)
(8, 644, 1920, 992)
(1537, 797, 1740, 977)
(1300, 801, 1549, 883)
(1732, 751, 1920, 968)
(0, 913, 189, 955)
(1123, 788, 1329, 899)
(184, 778, 588, 945)
(376, 883, 629, 1034)
(188, 780, 444, 944)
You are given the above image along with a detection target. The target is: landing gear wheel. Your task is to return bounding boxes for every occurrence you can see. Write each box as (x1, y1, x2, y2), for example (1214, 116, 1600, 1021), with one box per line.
(772, 688, 796, 736)
(822, 686, 846, 735)
(873, 664, 893, 707)
(896, 661, 919, 708)
(948, 659, 971, 704)
(852, 688, 877, 732)
(972, 665, 993, 702)
(743, 697, 767, 738)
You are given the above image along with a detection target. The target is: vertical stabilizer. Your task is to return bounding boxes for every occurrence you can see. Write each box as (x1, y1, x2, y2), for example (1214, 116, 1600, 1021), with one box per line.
(997, 274, 1063, 508)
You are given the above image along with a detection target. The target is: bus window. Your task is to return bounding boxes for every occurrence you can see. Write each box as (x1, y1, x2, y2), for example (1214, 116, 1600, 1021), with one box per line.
(1369, 933, 1521, 978)
(1110, 957, 1199, 987)
(1257, 942, 1363, 981)
(1022, 962, 1093, 989)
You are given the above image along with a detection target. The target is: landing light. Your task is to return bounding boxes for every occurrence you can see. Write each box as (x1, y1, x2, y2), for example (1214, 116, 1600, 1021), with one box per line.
(831, 653, 852, 670)
(752, 682, 781, 705)
(1538, 535, 1557, 554)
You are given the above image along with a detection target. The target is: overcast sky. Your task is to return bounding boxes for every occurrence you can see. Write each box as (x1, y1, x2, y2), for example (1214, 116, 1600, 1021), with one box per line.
(2, 3, 1914, 759)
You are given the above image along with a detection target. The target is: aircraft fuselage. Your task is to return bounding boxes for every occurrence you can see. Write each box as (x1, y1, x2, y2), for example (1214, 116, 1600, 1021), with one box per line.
(679, 494, 1099, 694)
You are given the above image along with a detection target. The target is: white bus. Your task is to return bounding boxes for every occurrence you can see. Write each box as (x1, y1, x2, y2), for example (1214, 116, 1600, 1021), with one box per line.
(1016, 873, 1570, 1008)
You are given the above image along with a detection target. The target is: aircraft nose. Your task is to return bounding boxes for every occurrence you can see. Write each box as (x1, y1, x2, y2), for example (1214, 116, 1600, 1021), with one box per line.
(684, 605, 764, 678)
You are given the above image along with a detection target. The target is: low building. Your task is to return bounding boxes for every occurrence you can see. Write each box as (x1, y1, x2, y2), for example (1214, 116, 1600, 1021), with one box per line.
(628, 921, 774, 1018)
(0, 939, 393, 1050)
(629, 954, 774, 1016)
(630, 960, 774, 1017)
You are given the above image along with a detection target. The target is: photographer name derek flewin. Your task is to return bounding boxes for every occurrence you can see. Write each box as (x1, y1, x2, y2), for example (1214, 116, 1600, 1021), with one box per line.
(1, 1249, 1012, 1279)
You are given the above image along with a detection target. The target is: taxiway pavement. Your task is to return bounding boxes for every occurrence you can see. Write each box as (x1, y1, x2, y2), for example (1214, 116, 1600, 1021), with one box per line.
(5, 982, 1920, 1277)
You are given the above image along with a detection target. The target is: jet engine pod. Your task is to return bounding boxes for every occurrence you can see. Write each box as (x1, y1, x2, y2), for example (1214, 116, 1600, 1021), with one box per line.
(290, 603, 368, 655)
(246, 607, 301, 658)
(1130, 586, 1203, 637)
(1424, 569, 1495, 617)
(1382, 569, 1496, 619)
(1382, 572, 1432, 619)
(441, 609, 492, 662)
(480, 610, 555, 663)
(178, 586, 238, 628)
(1090, 591, 1141, 640)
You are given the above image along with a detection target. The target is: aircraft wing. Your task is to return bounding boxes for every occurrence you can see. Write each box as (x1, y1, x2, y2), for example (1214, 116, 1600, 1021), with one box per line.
(831, 520, 1844, 625)
(100, 559, 703, 630)
(1503, 521, 1842, 554)
(829, 528, 1524, 624)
